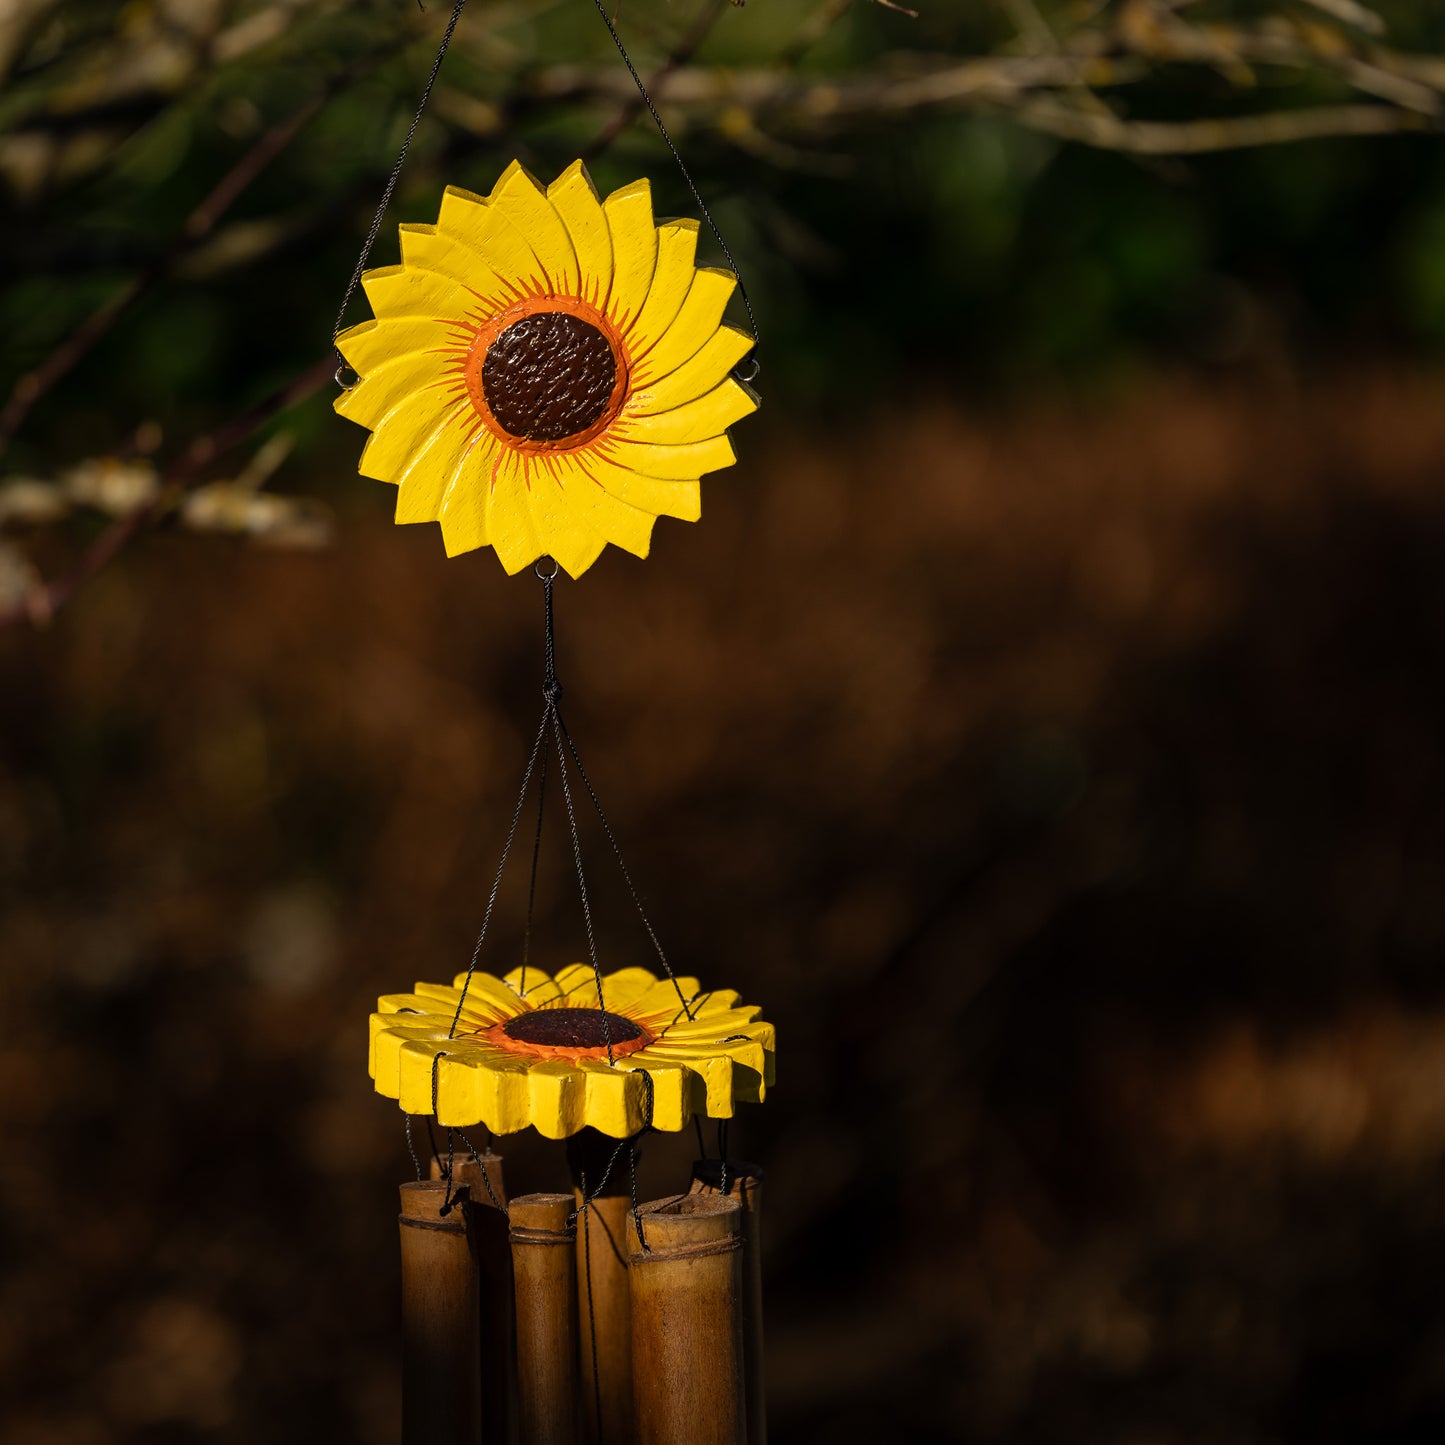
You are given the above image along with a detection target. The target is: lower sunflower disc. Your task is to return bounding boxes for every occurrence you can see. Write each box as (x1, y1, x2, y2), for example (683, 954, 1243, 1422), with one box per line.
(368, 963, 776, 1139)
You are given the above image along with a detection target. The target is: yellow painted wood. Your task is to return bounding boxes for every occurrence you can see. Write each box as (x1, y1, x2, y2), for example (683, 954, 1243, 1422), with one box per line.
(369, 966, 775, 1139)
(633, 267, 737, 387)
(335, 349, 451, 429)
(579, 456, 702, 523)
(605, 434, 736, 480)
(548, 160, 613, 307)
(394, 420, 481, 524)
(627, 325, 756, 416)
(335, 160, 758, 575)
(435, 434, 495, 555)
(625, 219, 700, 356)
(624, 379, 757, 447)
(603, 179, 657, 328)
(437, 185, 549, 295)
(488, 160, 580, 294)
(358, 390, 464, 484)
(360, 263, 471, 320)
(336, 316, 449, 374)
(397, 224, 510, 307)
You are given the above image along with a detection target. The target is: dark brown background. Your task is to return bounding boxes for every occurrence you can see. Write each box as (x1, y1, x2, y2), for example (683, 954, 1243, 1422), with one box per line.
(6, 373, 1445, 1442)
(7, 1, 1445, 1440)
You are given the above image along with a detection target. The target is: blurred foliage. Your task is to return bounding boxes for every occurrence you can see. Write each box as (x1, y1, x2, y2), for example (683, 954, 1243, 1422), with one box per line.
(6, 2, 1445, 1441)
(5, 0, 1445, 488)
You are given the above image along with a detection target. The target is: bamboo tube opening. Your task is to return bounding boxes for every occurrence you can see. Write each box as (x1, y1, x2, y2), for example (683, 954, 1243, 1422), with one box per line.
(510, 1193, 580, 1445)
(691, 1162, 766, 1445)
(398, 1179, 481, 1445)
(627, 1192, 745, 1445)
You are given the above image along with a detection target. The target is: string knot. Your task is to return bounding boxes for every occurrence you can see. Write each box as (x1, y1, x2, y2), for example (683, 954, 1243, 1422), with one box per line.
(543, 677, 564, 705)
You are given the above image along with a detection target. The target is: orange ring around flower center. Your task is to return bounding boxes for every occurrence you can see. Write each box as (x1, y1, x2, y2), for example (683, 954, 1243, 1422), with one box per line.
(463, 294, 630, 455)
(479, 1005, 655, 1063)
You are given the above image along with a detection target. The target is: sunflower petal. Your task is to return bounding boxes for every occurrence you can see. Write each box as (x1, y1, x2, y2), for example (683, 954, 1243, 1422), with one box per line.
(398, 224, 512, 310)
(488, 160, 580, 295)
(547, 160, 613, 309)
(335, 350, 451, 429)
(361, 263, 473, 321)
(633, 267, 736, 386)
(602, 434, 736, 480)
(628, 324, 755, 415)
(434, 430, 499, 556)
(625, 219, 699, 356)
(602, 179, 658, 331)
(573, 453, 701, 523)
(437, 185, 551, 297)
(359, 388, 466, 484)
(395, 413, 485, 523)
(531, 455, 656, 570)
(337, 316, 453, 373)
(622, 378, 758, 446)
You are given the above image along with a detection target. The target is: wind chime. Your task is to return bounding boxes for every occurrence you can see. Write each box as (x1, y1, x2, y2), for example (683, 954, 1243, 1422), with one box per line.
(331, 4, 773, 1442)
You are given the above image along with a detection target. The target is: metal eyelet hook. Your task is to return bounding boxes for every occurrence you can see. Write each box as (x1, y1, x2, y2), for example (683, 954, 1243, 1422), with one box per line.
(334, 360, 359, 391)
(733, 356, 760, 386)
(534, 555, 560, 581)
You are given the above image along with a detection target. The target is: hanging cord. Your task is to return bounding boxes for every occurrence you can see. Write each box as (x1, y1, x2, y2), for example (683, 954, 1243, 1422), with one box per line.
(432, 1053, 459, 1214)
(518, 716, 549, 1000)
(586, 0, 761, 378)
(447, 703, 550, 1038)
(544, 573, 696, 1020)
(555, 713, 696, 1022)
(457, 1126, 509, 1214)
(332, 0, 468, 386)
(404, 1114, 424, 1181)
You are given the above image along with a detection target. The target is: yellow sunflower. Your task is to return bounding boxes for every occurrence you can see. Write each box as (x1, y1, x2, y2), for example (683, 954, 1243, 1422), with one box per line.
(334, 159, 759, 578)
(369, 963, 775, 1140)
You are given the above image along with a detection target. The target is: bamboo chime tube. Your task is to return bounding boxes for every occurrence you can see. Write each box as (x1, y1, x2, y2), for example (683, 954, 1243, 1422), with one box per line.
(509, 1193, 580, 1445)
(567, 1130, 635, 1445)
(691, 1162, 766, 1445)
(627, 1193, 746, 1445)
(398, 1179, 482, 1445)
(430, 1149, 515, 1444)
(431, 1148, 509, 1209)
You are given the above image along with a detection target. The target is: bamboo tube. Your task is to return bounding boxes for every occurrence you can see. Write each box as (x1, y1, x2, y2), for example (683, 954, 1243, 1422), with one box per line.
(431, 1148, 509, 1209)
(431, 1150, 516, 1445)
(566, 1130, 634, 1445)
(399, 1179, 481, 1445)
(509, 1193, 580, 1445)
(627, 1193, 745, 1445)
(690, 1162, 766, 1445)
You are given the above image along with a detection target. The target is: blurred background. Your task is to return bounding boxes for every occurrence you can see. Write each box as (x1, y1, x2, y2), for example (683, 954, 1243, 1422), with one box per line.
(5, 0, 1445, 1440)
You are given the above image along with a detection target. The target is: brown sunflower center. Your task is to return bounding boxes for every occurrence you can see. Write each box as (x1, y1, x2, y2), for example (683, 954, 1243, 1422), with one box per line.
(503, 1007, 642, 1049)
(481, 312, 618, 442)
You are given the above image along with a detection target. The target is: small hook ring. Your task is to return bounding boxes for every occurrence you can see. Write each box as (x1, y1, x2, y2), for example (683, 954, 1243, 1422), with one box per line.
(534, 555, 560, 581)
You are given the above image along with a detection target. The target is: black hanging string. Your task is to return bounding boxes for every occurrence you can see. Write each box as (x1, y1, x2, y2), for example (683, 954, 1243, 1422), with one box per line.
(449, 568, 699, 1043)
(332, 0, 469, 384)
(585, 0, 762, 369)
(556, 713, 695, 1021)
(334, 0, 761, 393)
(518, 714, 549, 1000)
(404, 1114, 424, 1181)
(446, 705, 549, 1039)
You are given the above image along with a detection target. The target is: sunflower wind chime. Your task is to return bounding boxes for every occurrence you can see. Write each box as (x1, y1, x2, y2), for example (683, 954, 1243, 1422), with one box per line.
(332, 7, 774, 1445)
